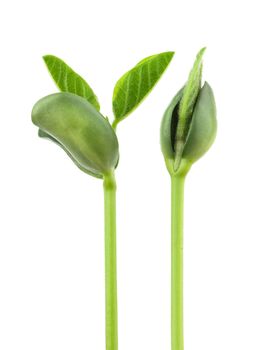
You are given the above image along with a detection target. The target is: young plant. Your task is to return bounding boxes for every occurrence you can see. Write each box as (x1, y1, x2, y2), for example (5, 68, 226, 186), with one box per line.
(32, 51, 174, 350)
(160, 48, 217, 350)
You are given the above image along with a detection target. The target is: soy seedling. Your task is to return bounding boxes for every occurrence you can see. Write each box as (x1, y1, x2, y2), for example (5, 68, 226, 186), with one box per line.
(32, 51, 174, 350)
(160, 48, 217, 350)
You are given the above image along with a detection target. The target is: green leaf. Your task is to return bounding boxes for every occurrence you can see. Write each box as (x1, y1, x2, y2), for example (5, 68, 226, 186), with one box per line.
(174, 47, 206, 170)
(43, 55, 100, 111)
(112, 51, 174, 126)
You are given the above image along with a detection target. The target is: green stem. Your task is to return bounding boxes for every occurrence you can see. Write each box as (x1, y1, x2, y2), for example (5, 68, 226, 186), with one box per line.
(111, 119, 118, 131)
(171, 174, 186, 350)
(103, 171, 118, 350)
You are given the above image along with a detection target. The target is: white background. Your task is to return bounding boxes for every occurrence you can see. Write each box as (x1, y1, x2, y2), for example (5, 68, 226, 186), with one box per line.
(0, 0, 266, 349)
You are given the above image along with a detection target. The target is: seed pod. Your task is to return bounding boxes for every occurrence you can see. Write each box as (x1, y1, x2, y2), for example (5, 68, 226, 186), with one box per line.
(182, 82, 217, 162)
(32, 92, 119, 178)
(160, 82, 217, 175)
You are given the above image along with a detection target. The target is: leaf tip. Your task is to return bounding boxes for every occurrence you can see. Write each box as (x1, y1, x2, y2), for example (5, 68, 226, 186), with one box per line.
(42, 55, 57, 69)
(163, 51, 175, 62)
(197, 47, 207, 61)
(42, 54, 52, 63)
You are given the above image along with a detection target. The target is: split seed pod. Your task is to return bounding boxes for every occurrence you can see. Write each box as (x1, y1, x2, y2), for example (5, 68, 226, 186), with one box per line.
(32, 92, 119, 178)
(160, 48, 217, 175)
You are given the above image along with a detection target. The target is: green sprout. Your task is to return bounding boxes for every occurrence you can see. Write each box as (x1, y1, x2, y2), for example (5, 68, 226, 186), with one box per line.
(31, 51, 174, 350)
(160, 48, 217, 350)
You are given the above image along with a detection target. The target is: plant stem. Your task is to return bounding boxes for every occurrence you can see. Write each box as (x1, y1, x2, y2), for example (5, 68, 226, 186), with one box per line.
(171, 174, 186, 350)
(111, 119, 118, 131)
(103, 171, 118, 350)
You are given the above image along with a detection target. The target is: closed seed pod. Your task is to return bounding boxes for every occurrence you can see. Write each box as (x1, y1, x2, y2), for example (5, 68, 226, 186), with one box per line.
(32, 92, 119, 178)
(160, 82, 216, 175)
